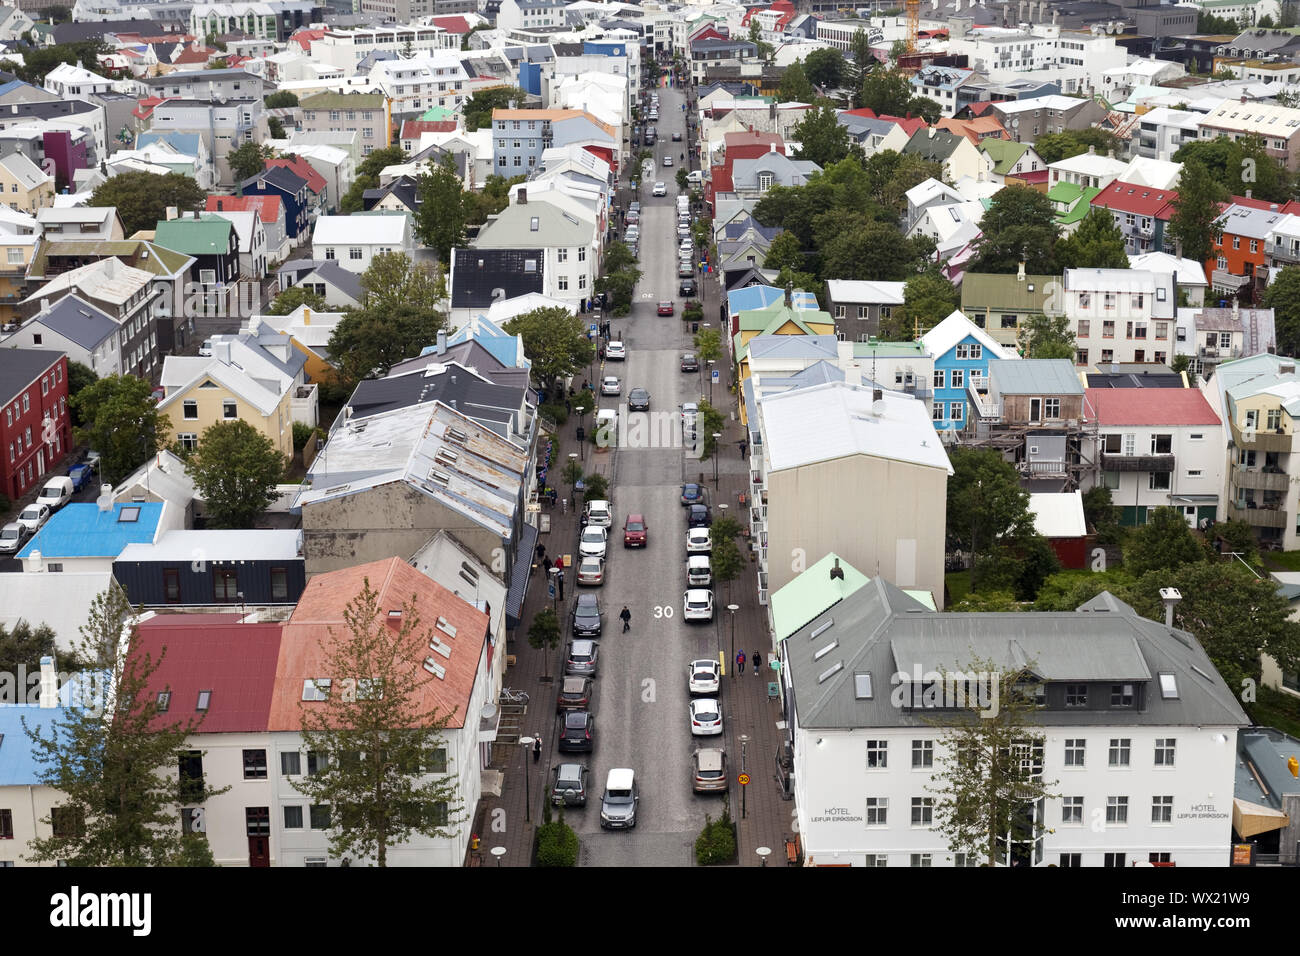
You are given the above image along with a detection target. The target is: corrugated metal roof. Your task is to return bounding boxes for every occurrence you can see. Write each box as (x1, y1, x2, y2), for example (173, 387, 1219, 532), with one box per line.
(992, 359, 1085, 396)
(1028, 491, 1087, 538)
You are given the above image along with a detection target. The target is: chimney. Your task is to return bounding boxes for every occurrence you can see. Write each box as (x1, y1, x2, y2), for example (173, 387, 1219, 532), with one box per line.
(830, 558, 845, 581)
(1242, 94, 1248, 104)
(39, 656, 58, 708)
(436, 329, 447, 355)
(1271, 204, 1279, 212)
(40, 297, 49, 312)
(1017, 261, 1026, 281)
(1159, 587, 1181, 628)
(518, 188, 527, 204)
(386, 609, 403, 628)
(784, 281, 793, 307)
(769, 141, 776, 152)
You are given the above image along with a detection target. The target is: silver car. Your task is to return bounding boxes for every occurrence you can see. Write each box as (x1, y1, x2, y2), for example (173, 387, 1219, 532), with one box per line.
(0, 521, 26, 554)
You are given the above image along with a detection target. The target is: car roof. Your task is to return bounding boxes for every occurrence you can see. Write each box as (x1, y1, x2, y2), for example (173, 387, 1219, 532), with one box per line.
(696, 748, 725, 770)
(689, 503, 708, 513)
(587, 499, 610, 509)
(688, 527, 709, 537)
(556, 762, 585, 777)
(627, 513, 644, 521)
(571, 638, 596, 651)
(688, 554, 710, 565)
(562, 676, 588, 691)
(606, 768, 634, 788)
(579, 555, 602, 566)
(692, 658, 718, 670)
(686, 588, 711, 599)
(575, 593, 599, 607)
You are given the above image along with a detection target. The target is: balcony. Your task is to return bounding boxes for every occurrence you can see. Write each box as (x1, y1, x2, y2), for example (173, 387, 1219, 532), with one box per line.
(1227, 501, 1289, 528)
(1211, 269, 1252, 290)
(1020, 459, 1069, 476)
(1231, 418, 1293, 453)
(1101, 453, 1175, 472)
(1271, 241, 1300, 264)
(1137, 220, 1154, 236)
(1199, 345, 1241, 360)
(1232, 465, 1290, 492)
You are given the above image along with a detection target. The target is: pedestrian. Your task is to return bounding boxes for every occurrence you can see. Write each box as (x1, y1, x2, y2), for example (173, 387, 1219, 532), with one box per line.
(548, 487, 558, 507)
(543, 556, 552, 574)
(565, 397, 572, 414)
(736, 650, 746, 674)
(533, 736, 542, 763)
(557, 572, 565, 601)
(753, 650, 762, 676)
(739, 439, 748, 458)
(535, 542, 546, 561)
(620, 605, 631, 632)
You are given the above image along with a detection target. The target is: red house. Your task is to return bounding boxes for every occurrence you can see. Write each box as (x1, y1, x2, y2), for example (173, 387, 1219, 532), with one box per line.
(0, 350, 71, 501)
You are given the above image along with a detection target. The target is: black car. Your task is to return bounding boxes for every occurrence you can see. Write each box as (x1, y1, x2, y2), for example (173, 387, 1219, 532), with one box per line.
(687, 503, 712, 528)
(681, 352, 699, 372)
(679, 278, 696, 296)
(628, 387, 650, 411)
(681, 482, 705, 505)
(571, 594, 603, 637)
(559, 710, 596, 752)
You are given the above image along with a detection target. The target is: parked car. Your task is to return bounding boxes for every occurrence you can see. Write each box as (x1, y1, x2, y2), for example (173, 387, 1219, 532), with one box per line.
(662, 154, 673, 166)
(199, 339, 213, 357)
(680, 352, 699, 372)
(692, 748, 728, 793)
(657, 300, 674, 316)
(687, 504, 712, 528)
(681, 402, 698, 429)
(687, 554, 712, 587)
(689, 698, 723, 736)
(583, 499, 613, 528)
(565, 638, 600, 677)
(672, 131, 683, 141)
(628, 387, 650, 412)
(16, 503, 51, 534)
(679, 279, 697, 297)
(652, 181, 667, 196)
(683, 588, 714, 622)
(551, 762, 590, 807)
(622, 513, 647, 548)
(571, 594, 603, 637)
(559, 710, 596, 752)
(688, 659, 721, 695)
(579, 525, 608, 559)
(686, 527, 712, 554)
(35, 476, 73, 512)
(678, 261, 694, 278)
(600, 768, 638, 829)
(0, 521, 27, 554)
(557, 676, 593, 712)
(606, 341, 627, 360)
(680, 482, 704, 505)
(576, 555, 606, 586)
(601, 375, 621, 396)
(67, 463, 94, 492)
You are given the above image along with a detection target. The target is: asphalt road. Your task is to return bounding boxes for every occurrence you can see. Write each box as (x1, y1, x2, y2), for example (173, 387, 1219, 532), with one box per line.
(559, 81, 732, 866)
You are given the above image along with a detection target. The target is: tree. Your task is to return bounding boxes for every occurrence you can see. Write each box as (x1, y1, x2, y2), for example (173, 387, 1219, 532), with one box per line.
(790, 103, 851, 168)
(970, 186, 1059, 275)
(267, 284, 329, 316)
(925, 660, 1059, 867)
(819, 217, 932, 281)
(265, 90, 299, 109)
(583, 472, 609, 502)
(0, 39, 111, 86)
(527, 607, 561, 679)
(88, 171, 206, 236)
(229, 141, 272, 182)
(747, 20, 775, 63)
(0, 619, 76, 679)
(694, 326, 722, 365)
(339, 145, 408, 214)
(1031, 128, 1120, 165)
(462, 86, 524, 132)
(891, 269, 958, 338)
(1018, 313, 1076, 359)
(359, 251, 445, 316)
(291, 578, 465, 866)
(1168, 161, 1229, 264)
(267, 116, 285, 139)
(595, 241, 642, 315)
(183, 420, 287, 528)
(328, 303, 444, 387)
(503, 306, 595, 394)
(849, 29, 875, 76)
(1176, 135, 1291, 203)
(778, 60, 815, 103)
(763, 230, 807, 274)
(906, 96, 943, 124)
(414, 155, 467, 263)
(1082, 485, 1121, 547)
(23, 583, 220, 866)
(72, 374, 171, 485)
(466, 174, 525, 225)
(710, 517, 746, 606)
(859, 67, 911, 115)
(1264, 266, 1300, 356)
(803, 48, 847, 89)
(1124, 506, 1206, 577)
(946, 447, 1033, 592)
(1054, 207, 1130, 271)
(696, 399, 726, 461)
(1212, 518, 1258, 563)
(65, 361, 97, 427)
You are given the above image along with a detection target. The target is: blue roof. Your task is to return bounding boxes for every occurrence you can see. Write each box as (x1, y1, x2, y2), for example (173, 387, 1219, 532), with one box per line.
(0, 671, 104, 786)
(0, 79, 27, 99)
(728, 285, 785, 315)
(135, 130, 201, 157)
(18, 502, 164, 560)
(445, 314, 530, 370)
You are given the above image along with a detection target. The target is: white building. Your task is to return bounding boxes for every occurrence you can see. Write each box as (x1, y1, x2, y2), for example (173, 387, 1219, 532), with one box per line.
(1064, 268, 1177, 366)
(311, 214, 414, 274)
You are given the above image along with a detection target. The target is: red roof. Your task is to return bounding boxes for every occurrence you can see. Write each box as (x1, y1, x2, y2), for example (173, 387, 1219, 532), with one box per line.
(401, 119, 457, 140)
(173, 48, 215, 64)
(1091, 180, 1178, 217)
(133, 615, 283, 733)
(1085, 388, 1221, 427)
(133, 95, 169, 120)
(430, 15, 471, 33)
(1008, 168, 1049, 184)
(291, 27, 327, 51)
(723, 129, 786, 161)
(205, 193, 283, 224)
(842, 107, 927, 137)
(710, 163, 732, 193)
(266, 155, 327, 195)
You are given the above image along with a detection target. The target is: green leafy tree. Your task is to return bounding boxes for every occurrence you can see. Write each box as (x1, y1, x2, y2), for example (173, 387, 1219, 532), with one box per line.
(267, 284, 329, 316)
(1055, 207, 1130, 271)
(65, 361, 97, 426)
(1170, 353, 1191, 375)
(23, 583, 223, 866)
(291, 578, 465, 866)
(925, 660, 1059, 866)
(267, 116, 286, 139)
(763, 230, 806, 274)
(819, 217, 932, 281)
(265, 91, 299, 108)
(890, 268, 958, 338)
(339, 145, 408, 214)
(0, 39, 112, 87)
(867, 151, 945, 215)
(462, 86, 524, 132)
(790, 102, 851, 168)
(72, 374, 171, 485)
(1175, 135, 1290, 202)
(527, 606, 561, 679)
(946, 447, 1032, 592)
(359, 251, 446, 316)
(414, 155, 467, 262)
(747, 20, 775, 63)
(858, 67, 912, 115)
(1212, 518, 1258, 563)
(849, 29, 875, 75)
(229, 141, 272, 182)
(466, 173, 525, 225)
(1124, 506, 1206, 577)
(778, 60, 815, 103)
(536, 809, 579, 866)
(0, 619, 78, 677)
(595, 241, 642, 315)
(183, 420, 287, 528)
(694, 809, 737, 864)
(1033, 568, 1134, 612)
(88, 171, 206, 237)
(1168, 160, 1229, 264)
(504, 306, 595, 394)
(906, 96, 943, 124)
(1018, 313, 1076, 359)
(693, 326, 722, 365)
(1031, 128, 1120, 165)
(1082, 485, 1121, 546)
(803, 48, 847, 89)
(970, 186, 1059, 275)
(696, 399, 726, 461)
(1264, 265, 1300, 356)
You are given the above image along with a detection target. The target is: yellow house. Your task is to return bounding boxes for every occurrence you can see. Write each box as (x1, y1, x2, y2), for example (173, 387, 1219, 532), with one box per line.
(0, 231, 38, 325)
(157, 331, 319, 458)
(732, 303, 835, 380)
(0, 153, 55, 214)
(247, 306, 345, 385)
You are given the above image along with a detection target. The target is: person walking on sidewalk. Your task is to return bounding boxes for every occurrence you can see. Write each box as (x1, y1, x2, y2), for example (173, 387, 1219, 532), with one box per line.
(620, 605, 631, 632)
(753, 650, 762, 676)
(736, 650, 746, 675)
(533, 736, 542, 763)
(543, 556, 553, 575)
(739, 439, 748, 459)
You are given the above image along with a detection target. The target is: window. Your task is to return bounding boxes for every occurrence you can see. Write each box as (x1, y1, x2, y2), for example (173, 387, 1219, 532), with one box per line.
(179, 434, 198, 452)
(932, 403, 944, 421)
(51, 807, 85, 839)
(1108, 738, 1131, 766)
(283, 805, 304, 829)
(949, 402, 963, 422)
(1106, 796, 1129, 824)
(1154, 738, 1175, 766)
(1152, 796, 1173, 824)
(950, 369, 964, 389)
(866, 797, 888, 825)
(245, 807, 270, 837)
(1064, 739, 1085, 766)
(306, 751, 328, 775)
(1078, 320, 1090, 337)
(1065, 684, 1087, 707)
(558, 276, 568, 291)
(281, 751, 301, 776)
(1101, 320, 1115, 339)
(1251, 239, 1258, 254)
(1104, 852, 1126, 867)
(1044, 398, 1060, 419)
(910, 797, 933, 826)
(910, 853, 932, 867)
(758, 172, 773, 193)
(1062, 796, 1083, 823)
(213, 569, 238, 601)
(0, 808, 12, 839)
(302, 680, 331, 703)
(1059, 853, 1081, 867)
(162, 569, 181, 603)
(222, 400, 237, 420)
(557, 247, 568, 262)
(182, 399, 198, 420)
(911, 740, 933, 768)
(178, 751, 204, 802)
(1079, 292, 1091, 309)
(866, 740, 887, 768)
(1076, 348, 1088, 366)
(243, 749, 267, 779)
(271, 567, 288, 601)
(865, 854, 887, 867)
(933, 370, 945, 389)
(310, 805, 331, 830)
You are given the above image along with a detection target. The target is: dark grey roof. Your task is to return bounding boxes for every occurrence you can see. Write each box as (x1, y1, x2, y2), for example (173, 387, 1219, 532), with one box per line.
(34, 295, 118, 351)
(389, 339, 531, 391)
(308, 259, 363, 302)
(1084, 371, 1183, 388)
(784, 578, 1249, 731)
(143, 69, 261, 86)
(155, 97, 260, 109)
(0, 348, 65, 405)
(363, 175, 419, 213)
(722, 218, 781, 242)
(0, 99, 99, 122)
(53, 19, 173, 43)
(243, 165, 307, 195)
(903, 128, 966, 162)
(699, 80, 759, 98)
(449, 247, 545, 311)
(348, 362, 525, 438)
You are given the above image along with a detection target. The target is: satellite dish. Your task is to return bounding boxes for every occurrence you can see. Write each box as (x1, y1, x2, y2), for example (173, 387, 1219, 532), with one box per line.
(480, 702, 498, 722)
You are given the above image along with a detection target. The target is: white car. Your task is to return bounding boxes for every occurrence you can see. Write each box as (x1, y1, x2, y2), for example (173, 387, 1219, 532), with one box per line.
(690, 698, 723, 736)
(688, 659, 721, 695)
(579, 525, 609, 559)
(663, 155, 673, 167)
(681, 401, 698, 434)
(683, 588, 714, 623)
(16, 502, 51, 534)
(576, 556, 606, 586)
(583, 499, 613, 528)
(652, 181, 667, 196)
(601, 375, 622, 396)
(687, 554, 712, 587)
(606, 341, 627, 360)
(686, 527, 712, 554)
(0, 521, 27, 554)
(199, 338, 213, 357)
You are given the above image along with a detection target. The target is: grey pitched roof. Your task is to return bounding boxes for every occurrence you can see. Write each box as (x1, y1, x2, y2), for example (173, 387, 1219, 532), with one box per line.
(347, 364, 525, 439)
(307, 259, 363, 302)
(35, 295, 118, 350)
(449, 247, 544, 311)
(903, 128, 966, 163)
(53, 19, 170, 43)
(722, 218, 781, 242)
(0, 349, 65, 405)
(991, 359, 1085, 396)
(785, 579, 1249, 731)
(389, 340, 531, 391)
(1084, 370, 1183, 388)
(243, 165, 306, 195)
(363, 175, 419, 213)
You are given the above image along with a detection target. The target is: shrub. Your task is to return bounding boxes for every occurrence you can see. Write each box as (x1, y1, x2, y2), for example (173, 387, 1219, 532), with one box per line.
(292, 422, 314, 451)
(536, 812, 579, 867)
(541, 402, 569, 425)
(694, 809, 736, 865)
(584, 473, 609, 501)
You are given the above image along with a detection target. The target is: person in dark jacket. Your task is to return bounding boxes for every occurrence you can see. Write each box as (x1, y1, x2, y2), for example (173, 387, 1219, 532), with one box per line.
(620, 605, 632, 632)
(753, 650, 763, 675)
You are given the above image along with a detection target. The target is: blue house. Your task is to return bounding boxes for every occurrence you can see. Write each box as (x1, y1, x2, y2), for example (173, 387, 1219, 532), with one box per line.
(241, 165, 310, 239)
(920, 310, 1016, 432)
(17, 501, 167, 572)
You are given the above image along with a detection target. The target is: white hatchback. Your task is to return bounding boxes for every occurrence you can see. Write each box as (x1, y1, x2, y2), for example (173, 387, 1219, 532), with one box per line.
(683, 588, 714, 623)
(579, 525, 608, 559)
(689, 698, 723, 736)
(606, 341, 627, 360)
(601, 376, 621, 396)
(685, 527, 712, 554)
(688, 659, 721, 695)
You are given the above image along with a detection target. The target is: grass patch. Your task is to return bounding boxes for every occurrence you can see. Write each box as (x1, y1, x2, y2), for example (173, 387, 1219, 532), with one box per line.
(945, 570, 970, 604)
(1262, 550, 1300, 572)
(1247, 687, 1300, 739)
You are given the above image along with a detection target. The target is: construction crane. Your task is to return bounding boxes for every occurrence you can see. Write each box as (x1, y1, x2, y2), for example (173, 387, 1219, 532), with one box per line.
(906, 0, 920, 54)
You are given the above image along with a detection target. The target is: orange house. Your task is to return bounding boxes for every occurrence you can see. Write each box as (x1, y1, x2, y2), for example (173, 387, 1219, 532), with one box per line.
(1207, 201, 1281, 303)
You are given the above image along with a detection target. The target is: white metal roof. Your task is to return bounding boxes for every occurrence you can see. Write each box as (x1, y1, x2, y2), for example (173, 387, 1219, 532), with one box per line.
(1028, 491, 1087, 538)
(312, 213, 408, 246)
(117, 529, 301, 563)
(920, 309, 1013, 362)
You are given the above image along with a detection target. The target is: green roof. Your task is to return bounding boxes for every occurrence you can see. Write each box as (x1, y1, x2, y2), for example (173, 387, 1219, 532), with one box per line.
(153, 218, 233, 256)
(851, 341, 928, 359)
(979, 138, 1030, 176)
(1048, 182, 1101, 224)
(769, 553, 935, 639)
(420, 105, 457, 122)
(736, 303, 832, 333)
(961, 271, 1057, 312)
(301, 91, 386, 110)
(29, 239, 193, 279)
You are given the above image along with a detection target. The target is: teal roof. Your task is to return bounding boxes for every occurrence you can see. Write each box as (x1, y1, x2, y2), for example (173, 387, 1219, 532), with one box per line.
(153, 218, 233, 255)
(769, 552, 936, 640)
(851, 341, 929, 359)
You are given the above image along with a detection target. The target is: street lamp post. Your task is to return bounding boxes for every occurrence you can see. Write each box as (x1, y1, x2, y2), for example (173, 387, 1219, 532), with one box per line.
(490, 846, 507, 867)
(756, 846, 772, 867)
(712, 433, 721, 487)
(519, 736, 535, 823)
(568, 452, 580, 512)
(727, 603, 739, 680)
(739, 734, 750, 820)
(707, 359, 715, 404)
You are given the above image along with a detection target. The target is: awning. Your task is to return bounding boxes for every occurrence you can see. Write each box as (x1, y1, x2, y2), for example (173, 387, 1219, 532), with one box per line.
(1169, 494, 1219, 504)
(505, 522, 540, 630)
(1233, 797, 1288, 839)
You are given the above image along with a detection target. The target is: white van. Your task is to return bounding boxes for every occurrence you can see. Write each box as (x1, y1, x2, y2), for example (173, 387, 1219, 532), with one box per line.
(600, 768, 639, 829)
(676, 196, 690, 212)
(35, 476, 74, 511)
(687, 169, 703, 186)
(595, 408, 618, 446)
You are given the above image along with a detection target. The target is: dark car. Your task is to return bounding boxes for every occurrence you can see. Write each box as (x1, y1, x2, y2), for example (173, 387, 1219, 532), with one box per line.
(679, 278, 696, 296)
(623, 513, 648, 547)
(681, 352, 699, 372)
(571, 594, 603, 638)
(557, 675, 593, 712)
(672, 131, 682, 141)
(628, 387, 650, 411)
(566, 638, 600, 677)
(687, 503, 712, 528)
(551, 762, 590, 807)
(681, 482, 705, 505)
(559, 710, 596, 752)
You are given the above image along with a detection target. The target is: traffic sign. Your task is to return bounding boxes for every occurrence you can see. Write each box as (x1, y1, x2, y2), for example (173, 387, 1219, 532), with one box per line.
(738, 773, 751, 786)
(711, 369, 720, 384)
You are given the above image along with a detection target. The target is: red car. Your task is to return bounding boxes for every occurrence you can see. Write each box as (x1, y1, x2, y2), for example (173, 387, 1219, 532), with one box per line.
(623, 514, 648, 547)
(657, 301, 674, 316)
